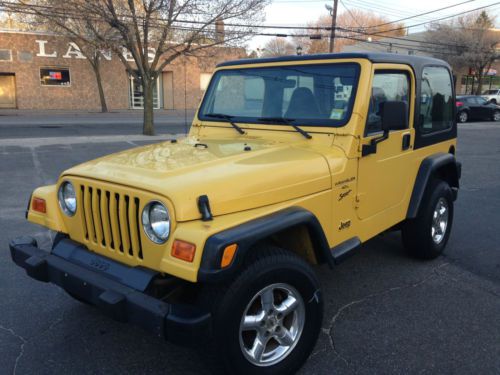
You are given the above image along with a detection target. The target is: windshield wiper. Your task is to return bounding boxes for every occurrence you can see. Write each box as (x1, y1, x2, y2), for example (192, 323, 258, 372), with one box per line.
(204, 113, 245, 135)
(258, 117, 312, 139)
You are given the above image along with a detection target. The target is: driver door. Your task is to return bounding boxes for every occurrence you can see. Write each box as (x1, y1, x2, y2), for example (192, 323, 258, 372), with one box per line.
(356, 66, 415, 221)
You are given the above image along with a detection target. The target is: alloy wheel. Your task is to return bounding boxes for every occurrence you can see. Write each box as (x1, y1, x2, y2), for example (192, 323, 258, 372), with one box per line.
(459, 112, 468, 123)
(239, 283, 305, 367)
(431, 198, 449, 244)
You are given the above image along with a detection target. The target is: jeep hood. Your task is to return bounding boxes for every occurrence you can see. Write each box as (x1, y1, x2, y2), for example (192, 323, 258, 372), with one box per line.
(64, 138, 333, 221)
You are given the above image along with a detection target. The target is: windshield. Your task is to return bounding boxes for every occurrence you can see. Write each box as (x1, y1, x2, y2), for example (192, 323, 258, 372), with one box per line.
(198, 63, 360, 127)
(484, 89, 498, 94)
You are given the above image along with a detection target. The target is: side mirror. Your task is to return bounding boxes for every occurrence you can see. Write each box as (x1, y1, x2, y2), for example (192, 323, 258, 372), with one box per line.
(380, 101, 408, 132)
(362, 100, 408, 157)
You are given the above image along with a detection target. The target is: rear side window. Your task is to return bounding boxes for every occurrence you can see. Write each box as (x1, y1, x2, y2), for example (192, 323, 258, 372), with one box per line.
(420, 67, 453, 134)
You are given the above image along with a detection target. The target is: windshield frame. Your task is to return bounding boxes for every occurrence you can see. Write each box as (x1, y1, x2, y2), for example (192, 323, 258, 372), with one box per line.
(197, 62, 361, 128)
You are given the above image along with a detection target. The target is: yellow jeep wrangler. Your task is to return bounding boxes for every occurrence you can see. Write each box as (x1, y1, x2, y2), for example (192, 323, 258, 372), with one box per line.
(10, 53, 461, 374)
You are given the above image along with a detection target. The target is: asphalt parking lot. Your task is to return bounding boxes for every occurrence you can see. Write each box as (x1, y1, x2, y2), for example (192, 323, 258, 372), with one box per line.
(0, 120, 499, 374)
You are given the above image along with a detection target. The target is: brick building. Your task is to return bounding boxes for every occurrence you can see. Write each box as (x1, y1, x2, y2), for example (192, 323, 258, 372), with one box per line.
(0, 30, 247, 110)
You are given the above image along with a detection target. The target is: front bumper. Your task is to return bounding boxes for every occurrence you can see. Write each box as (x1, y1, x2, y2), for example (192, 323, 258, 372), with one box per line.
(9, 236, 210, 346)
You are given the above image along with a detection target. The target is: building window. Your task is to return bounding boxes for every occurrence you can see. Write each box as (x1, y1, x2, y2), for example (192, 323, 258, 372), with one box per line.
(0, 49, 12, 61)
(40, 68, 71, 86)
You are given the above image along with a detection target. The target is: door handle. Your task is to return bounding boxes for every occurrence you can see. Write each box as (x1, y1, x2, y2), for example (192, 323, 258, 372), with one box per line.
(402, 133, 411, 150)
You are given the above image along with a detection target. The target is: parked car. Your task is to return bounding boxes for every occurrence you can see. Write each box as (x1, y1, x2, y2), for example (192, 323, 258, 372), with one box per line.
(482, 88, 500, 104)
(456, 95, 500, 123)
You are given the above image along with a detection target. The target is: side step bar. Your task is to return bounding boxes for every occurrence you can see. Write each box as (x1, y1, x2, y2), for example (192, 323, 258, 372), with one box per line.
(330, 237, 361, 265)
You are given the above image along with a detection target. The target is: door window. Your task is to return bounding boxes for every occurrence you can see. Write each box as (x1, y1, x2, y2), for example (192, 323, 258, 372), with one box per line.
(366, 72, 409, 135)
(420, 67, 453, 133)
(476, 97, 488, 106)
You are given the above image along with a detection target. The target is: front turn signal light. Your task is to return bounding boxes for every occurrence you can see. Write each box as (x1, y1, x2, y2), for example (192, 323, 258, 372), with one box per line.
(221, 244, 238, 268)
(171, 240, 196, 262)
(32, 197, 46, 213)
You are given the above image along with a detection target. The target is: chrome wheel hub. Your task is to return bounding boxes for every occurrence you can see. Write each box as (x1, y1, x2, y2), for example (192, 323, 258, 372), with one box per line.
(431, 198, 449, 244)
(239, 283, 305, 367)
(459, 112, 467, 122)
(494, 112, 500, 121)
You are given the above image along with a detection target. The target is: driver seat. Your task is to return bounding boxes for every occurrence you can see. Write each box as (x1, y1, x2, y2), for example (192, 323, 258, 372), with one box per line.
(285, 87, 320, 118)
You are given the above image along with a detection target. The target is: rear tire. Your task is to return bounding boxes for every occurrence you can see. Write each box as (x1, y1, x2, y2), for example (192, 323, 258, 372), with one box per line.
(200, 246, 323, 375)
(457, 111, 468, 123)
(402, 180, 454, 259)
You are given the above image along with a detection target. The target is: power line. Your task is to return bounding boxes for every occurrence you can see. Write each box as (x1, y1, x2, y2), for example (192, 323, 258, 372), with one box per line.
(362, 1, 500, 35)
(3, 0, 499, 33)
(337, 27, 464, 49)
(363, 0, 477, 29)
(339, 0, 363, 28)
(0, 0, 497, 52)
(345, 0, 433, 19)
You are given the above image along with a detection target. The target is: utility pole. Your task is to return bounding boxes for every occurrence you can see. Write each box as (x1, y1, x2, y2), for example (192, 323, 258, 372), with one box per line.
(326, 0, 339, 53)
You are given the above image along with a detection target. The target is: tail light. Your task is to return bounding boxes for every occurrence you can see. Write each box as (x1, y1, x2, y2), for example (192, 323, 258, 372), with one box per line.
(456, 101, 464, 107)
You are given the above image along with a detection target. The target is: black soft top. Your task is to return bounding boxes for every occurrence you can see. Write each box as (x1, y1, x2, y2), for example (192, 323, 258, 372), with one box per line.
(217, 52, 450, 71)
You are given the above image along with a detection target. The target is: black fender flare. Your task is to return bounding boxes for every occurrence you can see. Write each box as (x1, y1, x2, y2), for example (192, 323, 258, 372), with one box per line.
(197, 207, 333, 283)
(407, 153, 461, 219)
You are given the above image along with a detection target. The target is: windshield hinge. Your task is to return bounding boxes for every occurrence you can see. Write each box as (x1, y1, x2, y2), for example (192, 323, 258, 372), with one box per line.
(197, 195, 213, 221)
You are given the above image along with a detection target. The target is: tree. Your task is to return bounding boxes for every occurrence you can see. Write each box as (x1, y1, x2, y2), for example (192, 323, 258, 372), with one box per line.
(261, 37, 295, 57)
(425, 11, 499, 95)
(294, 9, 406, 54)
(14, 0, 268, 135)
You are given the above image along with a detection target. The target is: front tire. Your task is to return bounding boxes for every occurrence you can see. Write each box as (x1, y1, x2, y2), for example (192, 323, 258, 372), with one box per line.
(492, 110, 500, 122)
(402, 180, 454, 259)
(204, 246, 323, 375)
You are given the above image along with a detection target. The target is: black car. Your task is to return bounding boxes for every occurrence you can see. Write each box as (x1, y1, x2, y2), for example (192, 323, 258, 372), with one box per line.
(456, 95, 500, 123)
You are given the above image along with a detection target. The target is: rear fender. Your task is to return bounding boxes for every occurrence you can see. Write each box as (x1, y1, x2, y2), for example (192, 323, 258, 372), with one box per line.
(407, 153, 461, 219)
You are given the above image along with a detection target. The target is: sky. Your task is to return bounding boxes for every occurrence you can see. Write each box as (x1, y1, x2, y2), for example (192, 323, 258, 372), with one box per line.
(248, 0, 500, 50)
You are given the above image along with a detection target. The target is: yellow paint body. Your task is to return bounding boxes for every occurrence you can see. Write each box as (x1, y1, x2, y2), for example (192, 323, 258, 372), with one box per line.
(26, 58, 457, 282)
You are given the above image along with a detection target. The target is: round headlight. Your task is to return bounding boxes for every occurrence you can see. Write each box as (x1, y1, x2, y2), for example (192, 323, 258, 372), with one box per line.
(142, 201, 170, 244)
(58, 181, 77, 216)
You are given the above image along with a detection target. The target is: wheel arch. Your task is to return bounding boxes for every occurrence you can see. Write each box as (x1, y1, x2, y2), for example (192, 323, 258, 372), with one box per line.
(407, 153, 461, 219)
(197, 207, 333, 283)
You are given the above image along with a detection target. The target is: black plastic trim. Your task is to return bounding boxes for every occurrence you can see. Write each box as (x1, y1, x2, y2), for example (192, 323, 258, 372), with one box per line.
(330, 237, 361, 264)
(51, 238, 157, 291)
(9, 236, 210, 346)
(197, 195, 213, 221)
(25, 194, 32, 219)
(198, 207, 334, 283)
(407, 153, 461, 219)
